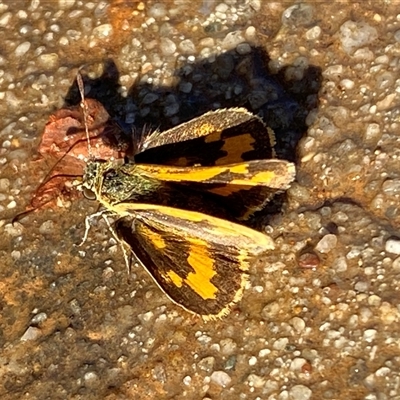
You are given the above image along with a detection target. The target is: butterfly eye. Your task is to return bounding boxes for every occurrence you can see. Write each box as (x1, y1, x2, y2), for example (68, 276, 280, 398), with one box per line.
(83, 187, 96, 200)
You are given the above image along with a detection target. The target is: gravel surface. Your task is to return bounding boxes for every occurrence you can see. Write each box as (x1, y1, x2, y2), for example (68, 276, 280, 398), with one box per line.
(1, 1, 400, 399)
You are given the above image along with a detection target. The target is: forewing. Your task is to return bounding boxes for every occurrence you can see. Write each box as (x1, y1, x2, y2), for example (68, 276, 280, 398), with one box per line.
(135, 108, 275, 166)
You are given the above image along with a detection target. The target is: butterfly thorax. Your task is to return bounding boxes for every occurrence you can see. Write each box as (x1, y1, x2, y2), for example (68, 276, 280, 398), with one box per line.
(83, 160, 162, 207)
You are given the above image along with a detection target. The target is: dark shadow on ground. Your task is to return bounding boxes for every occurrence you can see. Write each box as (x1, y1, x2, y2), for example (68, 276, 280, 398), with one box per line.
(64, 46, 321, 164)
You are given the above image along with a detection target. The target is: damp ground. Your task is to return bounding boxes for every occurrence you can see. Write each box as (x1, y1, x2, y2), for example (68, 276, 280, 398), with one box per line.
(1, 1, 400, 399)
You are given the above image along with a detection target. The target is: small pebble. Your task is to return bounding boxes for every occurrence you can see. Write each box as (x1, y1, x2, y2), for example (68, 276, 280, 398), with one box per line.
(376, 93, 396, 111)
(152, 364, 166, 382)
(245, 26, 256, 40)
(392, 256, 400, 272)
(160, 37, 176, 55)
(220, 338, 237, 355)
(15, 41, 31, 57)
(37, 53, 59, 69)
(21, 326, 42, 341)
(198, 356, 215, 372)
(183, 375, 191, 385)
(353, 48, 374, 61)
(290, 358, 307, 371)
(323, 64, 344, 79)
(178, 39, 196, 54)
(0, 12, 12, 27)
(164, 102, 179, 117)
(364, 123, 381, 145)
(346, 249, 360, 259)
(290, 317, 306, 333)
(210, 371, 231, 387)
(305, 26, 321, 40)
(359, 307, 373, 323)
(148, 3, 167, 19)
(368, 295, 382, 307)
(39, 220, 55, 234)
(199, 37, 215, 47)
(221, 30, 245, 50)
(92, 23, 113, 38)
(288, 384, 312, 400)
(142, 93, 159, 104)
(248, 356, 257, 366)
(215, 3, 229, 13)
(137, 310, 154, 323)
(236, 42, 251, 55)
(340, 79, 354, 89)
(247, 373, 265, 388)
(273, 337, 289, 350)
(340, 20, 377, 54)
(282, 4, 314, 27)
(379, 302, 399, 324)
(363, 329, 377, 342)
(224, 355, 236, 371)
(58, 0, 75, 10)
(375, 367, 390, 377)
(315, 234, 337, 253)
(259, 348, 270, 357)
(179, 81, 192, 93)
(262, 301, 281, 319)
(84, 371, 99, 388)
(333, 256, 348, 272)
(31, 312, 48, 325)
(6, 200, 16, 209)
(385, 238, 400, 254)
(354, 281, 369, 293)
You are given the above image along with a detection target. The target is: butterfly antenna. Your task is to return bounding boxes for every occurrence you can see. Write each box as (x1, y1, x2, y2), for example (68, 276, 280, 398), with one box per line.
(77, 72, 92, 158)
